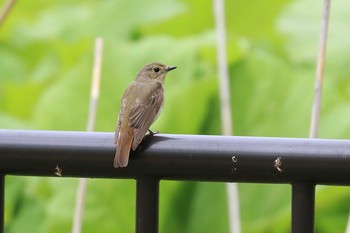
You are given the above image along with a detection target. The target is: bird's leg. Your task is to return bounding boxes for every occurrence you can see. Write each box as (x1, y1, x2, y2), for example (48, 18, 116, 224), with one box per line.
(140, 129, 159, 144)
(136, 129, 159, 152)
(146, 129, 159, 137)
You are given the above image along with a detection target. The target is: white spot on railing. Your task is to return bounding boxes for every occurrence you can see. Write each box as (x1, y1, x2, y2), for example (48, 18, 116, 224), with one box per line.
(274, 157, 283, 173)
(55, 165, 62, 177)
(232, 156, 238, 162)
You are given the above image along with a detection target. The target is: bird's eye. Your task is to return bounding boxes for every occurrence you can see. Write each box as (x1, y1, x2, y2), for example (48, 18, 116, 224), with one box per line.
(153, 67, 160, 73)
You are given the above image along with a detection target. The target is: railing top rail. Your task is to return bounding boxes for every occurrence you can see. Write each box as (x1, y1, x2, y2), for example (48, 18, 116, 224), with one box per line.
(0, 129, 349, 185)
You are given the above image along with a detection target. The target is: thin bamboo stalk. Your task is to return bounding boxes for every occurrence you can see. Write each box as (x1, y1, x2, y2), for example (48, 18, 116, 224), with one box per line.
(72, 37, 104, 233)
(309, 0, 331, 138)
(0, 0, 16, 27)
(213, 0, 241, 232)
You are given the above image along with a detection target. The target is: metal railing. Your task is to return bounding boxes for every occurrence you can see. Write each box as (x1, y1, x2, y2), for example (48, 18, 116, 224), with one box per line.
(0, 129, 349, 233)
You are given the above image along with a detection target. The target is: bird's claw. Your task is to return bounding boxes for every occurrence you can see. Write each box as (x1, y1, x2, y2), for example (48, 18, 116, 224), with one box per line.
(146, 129, 159, 137)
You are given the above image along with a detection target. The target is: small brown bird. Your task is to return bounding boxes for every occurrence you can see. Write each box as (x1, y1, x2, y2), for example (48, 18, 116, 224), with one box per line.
(114, 62, 177, 168)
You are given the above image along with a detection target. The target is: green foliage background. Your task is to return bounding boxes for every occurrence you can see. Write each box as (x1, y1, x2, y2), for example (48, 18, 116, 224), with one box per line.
(1, 0, 349, 232)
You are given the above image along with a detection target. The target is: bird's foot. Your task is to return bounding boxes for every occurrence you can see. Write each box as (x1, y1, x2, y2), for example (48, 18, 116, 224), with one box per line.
(146, 129, 159, 137)
(136, 129, 159, 152)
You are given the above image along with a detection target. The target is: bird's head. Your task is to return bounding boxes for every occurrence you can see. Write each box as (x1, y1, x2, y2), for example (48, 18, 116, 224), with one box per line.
(136, 62, 176, 83)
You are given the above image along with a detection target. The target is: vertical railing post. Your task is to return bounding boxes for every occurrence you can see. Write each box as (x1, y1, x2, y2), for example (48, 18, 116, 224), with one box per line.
(291, 183, 315, 233)
(136, 177, 159, 233)
(0, 175, 4, 233)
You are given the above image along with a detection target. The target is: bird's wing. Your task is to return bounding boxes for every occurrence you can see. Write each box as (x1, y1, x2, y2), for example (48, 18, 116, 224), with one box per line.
(114, 91, 129, 145)
(129, 83, 164, 150)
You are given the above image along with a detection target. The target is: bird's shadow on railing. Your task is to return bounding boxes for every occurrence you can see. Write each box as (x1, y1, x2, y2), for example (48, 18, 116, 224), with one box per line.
(135, 134, 177, 153)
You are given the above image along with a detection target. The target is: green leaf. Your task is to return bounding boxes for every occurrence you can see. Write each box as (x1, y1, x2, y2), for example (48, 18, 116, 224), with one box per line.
(186, 182, 228, 233)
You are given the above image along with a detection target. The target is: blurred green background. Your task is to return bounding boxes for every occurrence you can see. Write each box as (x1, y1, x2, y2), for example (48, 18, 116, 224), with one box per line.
(1, 0, 350, 232)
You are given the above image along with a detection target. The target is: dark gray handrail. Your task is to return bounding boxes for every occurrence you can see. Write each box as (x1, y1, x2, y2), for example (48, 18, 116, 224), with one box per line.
(1, 129, 350, 233)
(0, 129, 349, 184)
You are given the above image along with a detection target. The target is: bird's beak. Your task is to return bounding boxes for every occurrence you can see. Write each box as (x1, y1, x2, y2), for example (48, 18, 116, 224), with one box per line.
(165, 66, 177, 72)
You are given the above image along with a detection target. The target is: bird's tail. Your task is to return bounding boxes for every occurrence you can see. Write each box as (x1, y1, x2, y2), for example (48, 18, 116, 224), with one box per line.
(114, 130, 133, 168)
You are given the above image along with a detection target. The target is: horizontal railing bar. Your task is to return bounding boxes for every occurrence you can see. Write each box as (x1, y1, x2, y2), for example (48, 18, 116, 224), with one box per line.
(0, 130, 349, 185)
